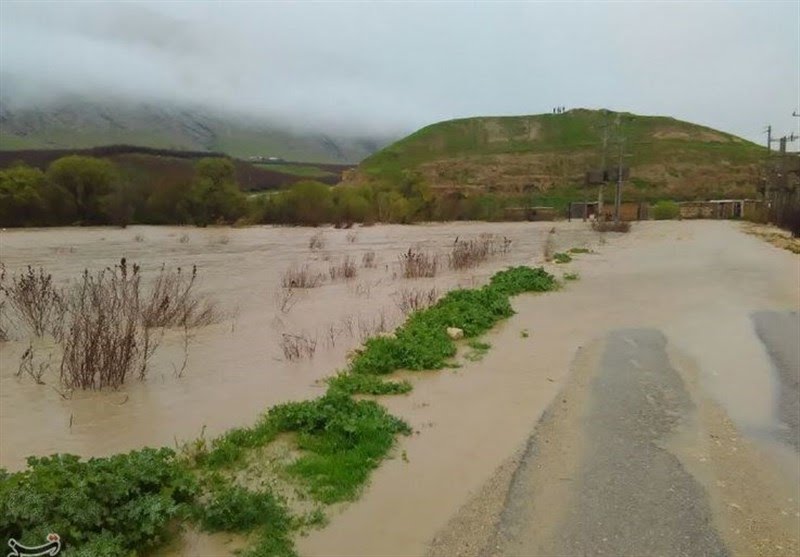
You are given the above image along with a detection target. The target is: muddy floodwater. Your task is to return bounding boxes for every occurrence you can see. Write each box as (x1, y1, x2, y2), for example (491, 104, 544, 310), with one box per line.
(0, 222, 596, 471)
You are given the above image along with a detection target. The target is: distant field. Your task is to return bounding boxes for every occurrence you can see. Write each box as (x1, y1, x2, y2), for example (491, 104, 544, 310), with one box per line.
(255, 163, 337, 178)
(0, 145, 354, 190)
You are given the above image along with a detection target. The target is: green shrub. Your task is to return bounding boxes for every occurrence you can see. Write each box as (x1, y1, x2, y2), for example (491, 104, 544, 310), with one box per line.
(489, 266, 557, 295)
(327, 373, 412, 395)
(568, 247, 591, 254)
(563, 272, 580, 281)
(199, 483, 289, 533)
(268, 392, 411, 502)
(552, 252, 572, 264)
(0, 448, 197, 554)
(653, 200, 680, 220)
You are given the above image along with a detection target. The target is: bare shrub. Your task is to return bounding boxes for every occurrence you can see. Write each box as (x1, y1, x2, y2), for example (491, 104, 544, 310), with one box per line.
(16, 344, 50, 385)
(361, 251, 376, 268)
(281, 265, 324, 289)
(0, 265, 65, 337)
(398, 248, 438, 278)
(274, 287, 298, 314)
(323, 322, 342, 349)
(60, 259, 159, 390)
(346, 231, 358, 243)
(449, 236, 491, 270)
(0, 300, 7, 343)
(179, 234, 190, 244)
(328, 256, 357, 281)
(280, 332, 317, 361)
(350, 281, 371, 298)
(496, 235, 513, 254)
(134, 234, 145, 243)
(592, 221, 631, 233)
(339, 314, 355, 337)
(141, 264, 217, 329)
(393, 287, 439, 315)
(173, 323, 193, 378)
(309, 231, 326, 250)
(357, 309, 392, 341)
(543, 227, 555, 262)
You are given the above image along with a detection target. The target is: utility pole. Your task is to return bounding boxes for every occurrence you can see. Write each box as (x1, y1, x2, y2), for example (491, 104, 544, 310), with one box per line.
(598, 111, 610, 219)
(614, 136, 624, 224)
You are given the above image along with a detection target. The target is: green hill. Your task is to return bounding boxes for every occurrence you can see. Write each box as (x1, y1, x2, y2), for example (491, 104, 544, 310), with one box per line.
(349, 109, 766, 205)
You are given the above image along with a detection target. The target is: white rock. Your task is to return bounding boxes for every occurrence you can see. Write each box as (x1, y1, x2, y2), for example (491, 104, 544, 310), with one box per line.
(447, 327, 464, 340)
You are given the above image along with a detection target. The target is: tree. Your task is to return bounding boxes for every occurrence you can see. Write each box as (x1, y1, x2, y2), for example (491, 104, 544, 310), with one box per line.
(47, 156, 117, 224)
(186, 158, 246, 226)
(285, 180, 333, 226)
(0, 165, 47, 226)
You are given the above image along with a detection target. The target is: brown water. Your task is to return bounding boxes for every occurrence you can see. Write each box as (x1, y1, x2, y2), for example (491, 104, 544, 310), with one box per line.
(299, 221, 800, 556)
(3, 221, 796, 557)
(0, 222, 597, 471)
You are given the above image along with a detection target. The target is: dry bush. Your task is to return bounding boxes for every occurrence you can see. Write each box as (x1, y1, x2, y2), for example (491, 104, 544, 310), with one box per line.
(134, 234, 145, 243)
(398, 247, 438, 278)
(328, 256, 357, 281)
(543, 227, 556, 262)
(493, 234, 513, 254)
(309, 231, 326, 250)
(339, 314, 355, 337)
(0, 300, 7, 343)
(350, 281, 371, 298)
(357, 309, 392, 341)
(141, 264, 217, 329)
(274, 287, 298, 314)
(361, 251, 376, 268)
(60, 259, 158, 390)
(592, 221, 631, 233)
(393, 287, 439, 315)
(323, 323, 340, 349)
(0, 265, 66, 337)
(346, 231, 358, 244)
(179, 234, 190, 244)
(280, 332, 317, 361)
(449, 236, 492, 270)
(16, 344, 50, 385)
(281, 265, 324, 289)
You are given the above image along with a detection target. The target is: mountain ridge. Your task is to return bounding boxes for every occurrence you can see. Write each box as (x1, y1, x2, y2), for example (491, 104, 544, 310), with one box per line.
(0, 98, 392, 164)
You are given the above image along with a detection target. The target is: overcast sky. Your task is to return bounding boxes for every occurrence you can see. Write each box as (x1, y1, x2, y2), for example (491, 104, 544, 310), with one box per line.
(1, 1, 798, 142)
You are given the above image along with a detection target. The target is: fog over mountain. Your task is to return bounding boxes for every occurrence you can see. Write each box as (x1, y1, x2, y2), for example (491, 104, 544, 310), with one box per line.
(1, 1, 798, 143)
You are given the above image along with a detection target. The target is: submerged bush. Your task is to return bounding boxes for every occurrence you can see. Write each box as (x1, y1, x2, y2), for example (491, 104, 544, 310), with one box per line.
(0, 265, 65, 337)
(267, 392, 411, 502)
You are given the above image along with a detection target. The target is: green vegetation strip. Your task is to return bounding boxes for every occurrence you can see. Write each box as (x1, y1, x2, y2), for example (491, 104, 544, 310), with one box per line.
(0, 266, 558, 556)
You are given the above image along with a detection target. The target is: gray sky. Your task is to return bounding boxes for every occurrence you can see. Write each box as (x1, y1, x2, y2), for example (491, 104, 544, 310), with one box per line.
(1, 1, 798, 143)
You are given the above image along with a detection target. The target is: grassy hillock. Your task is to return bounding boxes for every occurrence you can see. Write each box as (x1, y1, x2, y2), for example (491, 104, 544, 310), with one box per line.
(350, 109, 766, 207)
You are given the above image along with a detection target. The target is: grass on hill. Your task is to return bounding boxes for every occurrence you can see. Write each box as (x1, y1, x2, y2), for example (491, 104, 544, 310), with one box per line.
(354, 109, 765, 205)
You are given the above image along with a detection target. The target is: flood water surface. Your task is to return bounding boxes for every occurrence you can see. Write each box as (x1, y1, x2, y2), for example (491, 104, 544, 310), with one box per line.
(0, 222, 595, 471)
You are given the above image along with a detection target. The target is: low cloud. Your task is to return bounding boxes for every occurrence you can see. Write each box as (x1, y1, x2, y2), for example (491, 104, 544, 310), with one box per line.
(1, 1, 798, 141)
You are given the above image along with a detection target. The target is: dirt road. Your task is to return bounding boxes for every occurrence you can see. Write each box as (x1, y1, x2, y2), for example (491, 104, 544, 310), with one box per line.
(301, 221, 799, 557)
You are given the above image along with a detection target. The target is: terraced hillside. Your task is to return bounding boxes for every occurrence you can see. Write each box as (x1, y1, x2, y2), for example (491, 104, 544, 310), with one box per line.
(348, 109, 766, 205)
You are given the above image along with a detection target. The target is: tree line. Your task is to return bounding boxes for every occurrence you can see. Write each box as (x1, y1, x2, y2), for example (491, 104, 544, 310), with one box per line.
(1, 155, 536, 227)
